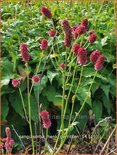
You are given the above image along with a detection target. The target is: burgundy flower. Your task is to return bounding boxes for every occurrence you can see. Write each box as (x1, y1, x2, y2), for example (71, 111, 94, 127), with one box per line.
(62, 20, 72, 47)
(73, 30, 78, 40)
(40, 39, 48, 50)
(94, 55, 106, 71)
(76, 25, 86, 35)
(2, 127, 14, 153)
(40, 110, 51, 128)
(72, 26, 78, 31)
(48, 29, 56, 37)
(60, 63, 65, 69)
(81, 18, 88, 29)
(62, 19, 71, 34)
(20, 43, 30, 62)
(88, 33, 97, 43)
(90, 50, 100, 63)
(72, 44, 80, 54)
(32, 75, 40, 83)
(12, 79, 20, 88)
(77, 48, 87, 65)
(64, 36, 72, 48)
(40, 6, 52, 19)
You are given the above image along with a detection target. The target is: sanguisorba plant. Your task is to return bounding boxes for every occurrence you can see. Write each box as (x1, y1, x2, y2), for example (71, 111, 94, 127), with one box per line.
(2, 5, 106, 154)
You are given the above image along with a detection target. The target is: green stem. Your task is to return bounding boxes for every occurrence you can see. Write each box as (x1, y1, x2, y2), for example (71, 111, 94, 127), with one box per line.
(53, 60, 77, 153)
(19, 88, 29, 122)
(54, 71, 97, 154)
(68, 66, 84, 127)
(27, 64, 35, 154)
(72, 71, 97, 123)
(84, 42, 90, 49)
(61, 70, 65, 135)
(44, 128, 48, 153)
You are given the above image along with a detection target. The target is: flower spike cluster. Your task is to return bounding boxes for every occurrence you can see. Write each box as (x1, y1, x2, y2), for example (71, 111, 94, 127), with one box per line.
(62, 19, 72, 48)
(41, 6, 52, 19)
(20, 43, 30, 62)
(2, 127, 14, 153)
(40, 110, 51, 128)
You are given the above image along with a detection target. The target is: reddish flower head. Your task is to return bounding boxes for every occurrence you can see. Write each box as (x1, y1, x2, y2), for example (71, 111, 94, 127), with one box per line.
(60, 63, 66, 69)
(12, 79, 20, 88)
(73, 30, 78, 40)
(72, 26, 78, 32)
(90, 50, 100, 63)
(77, 48, 87, 65)
(32, 75, 40, 83)
(72, 44, 80, 54)
(94, 55, 106, 71)
(40, 110, 51, 128)
(40, 6, 52, 19)
(64, 36, 72, 48)
(81, 18, 88, 29)
(20, 43, 30, 62)
(76, 25, 86, 35)
(2, 127, 14, 153)
(62, 19, 71, 34)
(40, 39, 48, 50)
(62, 20, 72, 48)
(88, 33, 97, 43)
(48, 29, 56, 37)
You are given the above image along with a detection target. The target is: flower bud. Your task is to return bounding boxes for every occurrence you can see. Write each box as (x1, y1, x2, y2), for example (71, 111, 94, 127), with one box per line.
(72, 44, 80, 54)
(60, 63, 66, 69)
(94, 55, 106, 71)
(90, 50, 100, 63)
(88, 33, 97, 43)
(77, 48, 87, 65)
(76, 25, 86, 35)
(40, 6, 52, 19)
(12, 79, 20, 88)
(40, 110, 51, 128)
(32, 75, 40, 83)
(20, 43, 30, 62)
(48, 29, 56, 37)
(81, 18, 88, 29)
(40, 39, 48, 50)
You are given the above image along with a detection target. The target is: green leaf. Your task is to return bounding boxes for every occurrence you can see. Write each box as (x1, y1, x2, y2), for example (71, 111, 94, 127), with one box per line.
(47, 70, 59, 84)
(1, 79, 10, 87)
(92, 100, 102, 121)
(40, 76, 48, 91)
(43, 86, 62, 107)
(2, 59, 14, 80)
(9, 92, 25, 119)
(102, 95, 113, 115)
(77, 86, 92, 107)
(1, 96, 9, 121)
(101, 84, 110, 99)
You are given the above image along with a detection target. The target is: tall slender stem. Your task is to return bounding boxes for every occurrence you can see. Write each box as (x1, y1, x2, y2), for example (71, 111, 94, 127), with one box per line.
(19, 88, 29, 122)
(54, 71, 97, 154)
(68, 66, 84, 127)
(26, 63, 35, 154)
